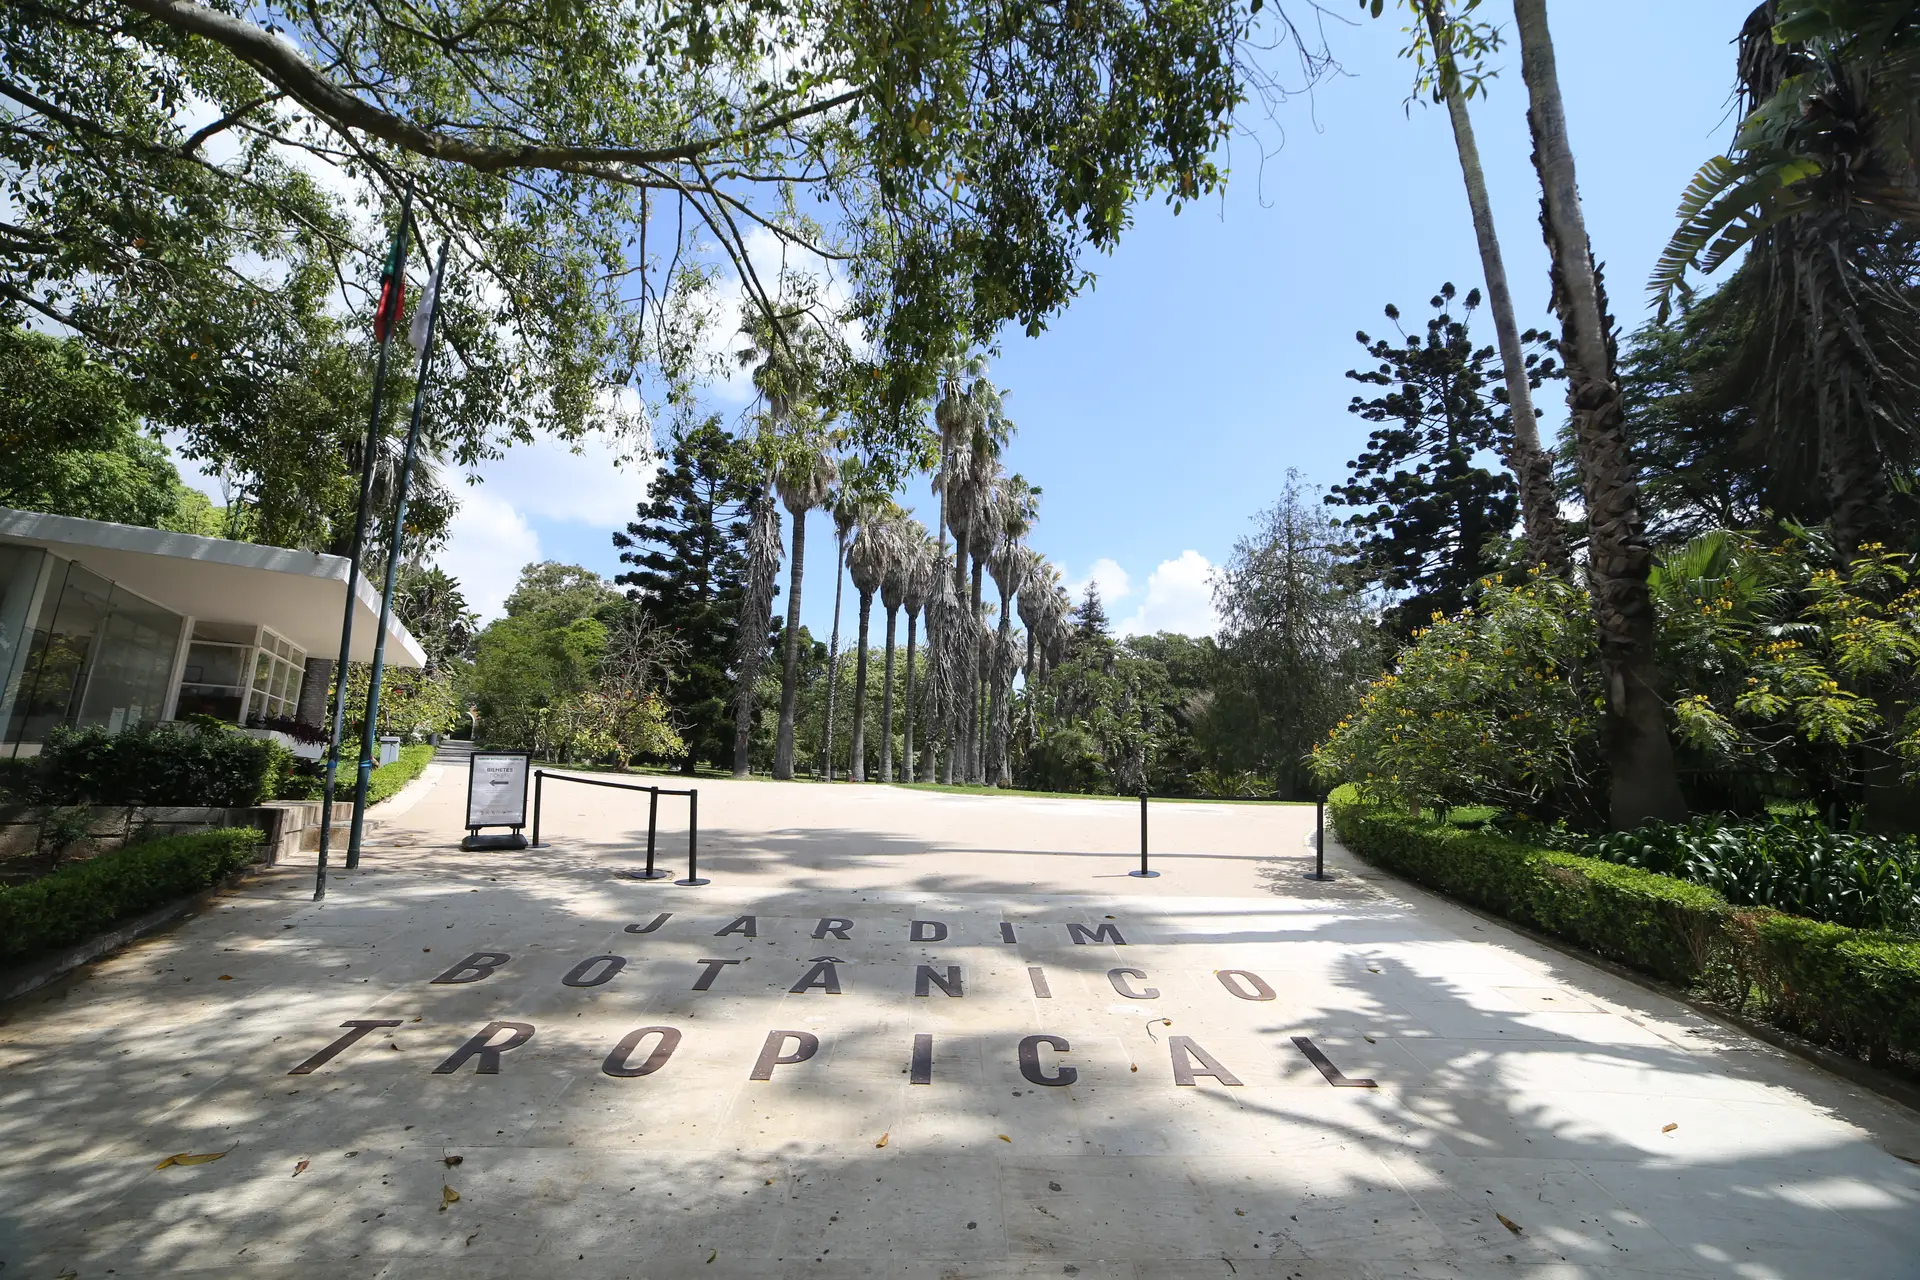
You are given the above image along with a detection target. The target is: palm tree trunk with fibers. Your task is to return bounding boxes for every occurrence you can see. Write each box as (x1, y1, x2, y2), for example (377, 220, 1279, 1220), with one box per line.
(903, 607, 919, 781)
(850, 587, 874, 780)
(968, 552, 988, 784)
(732, 492, 782, 777)
(881, 604, 899, 782)
(1420, 0, 1568, 575)
(1514, 0, 1685, 828)
(822, 536, 847, 779)
(773, 507, 808, 778)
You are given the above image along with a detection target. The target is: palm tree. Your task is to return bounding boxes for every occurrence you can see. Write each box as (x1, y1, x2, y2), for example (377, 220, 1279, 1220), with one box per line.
(878, 515, 912, 782)
(845, 504, 901, 781)
(1016, 550, 1061, 681)
(1409, 0, 1569, 575)
(819, 464, 864, 781)
(730, 486, 782, 777)
(921, 551, 970, 783)
(1514, 0, 1687, 829)
(901, 524, 937, 783)
(985, 476, 1038, 786)
(772, 438, 836, 779)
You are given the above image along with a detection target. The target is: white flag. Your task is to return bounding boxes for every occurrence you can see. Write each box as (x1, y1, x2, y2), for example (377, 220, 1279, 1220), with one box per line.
(408, 251, 445, 354)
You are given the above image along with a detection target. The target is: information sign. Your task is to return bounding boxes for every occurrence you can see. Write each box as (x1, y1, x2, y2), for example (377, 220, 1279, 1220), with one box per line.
(465, 752, 531, 830)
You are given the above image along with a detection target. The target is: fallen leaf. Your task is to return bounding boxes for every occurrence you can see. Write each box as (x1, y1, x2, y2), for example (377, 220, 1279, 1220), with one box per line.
(440, 1184, 460, 1211)
(1496, 1212, 1522, 1235)
(765, 1178, 775, 1185)
(1130, 1064, 1138, 1072)
(155, 1152, 224, 1169)
(292, 1159, 309, 1178)
(875, 1132, 889, 1148)
(1234, 1207, 1246, 1216)
(443, 1155, 464, 1166)
(218, 975, 234, 981)
(707, 1249, 718, 1264)
(997, 1134, 1012, 1143)
(1662, 1123, 1679, 1134)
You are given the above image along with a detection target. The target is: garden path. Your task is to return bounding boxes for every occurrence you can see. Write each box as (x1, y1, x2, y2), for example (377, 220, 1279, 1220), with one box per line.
(1, 765, 1917, 1277)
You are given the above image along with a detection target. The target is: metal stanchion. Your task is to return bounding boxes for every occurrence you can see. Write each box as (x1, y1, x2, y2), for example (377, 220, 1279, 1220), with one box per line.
(1306, 793, 1334, 881)
(1130, 791, 1159, 877)
(531, 770, 545, 847)
(631, 787, 669, 880)
(676, 789, 708, 886)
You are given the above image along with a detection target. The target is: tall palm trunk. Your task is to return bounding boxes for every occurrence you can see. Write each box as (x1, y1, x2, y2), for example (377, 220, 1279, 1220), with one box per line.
(1420, 0, 1568, 575)
(732, 494, 781, 777)
(903, 609, 919, 781)
(880, 604, 899, 781)
(773, 509, 809, 778)
(850, 588, 875, 781)
(968, 552, 987, 783)
(944, 532, 967, 785)
(990, 597, 1014, 788)
(821, 538, 847, 780)
(1515, 0, 1685, 829)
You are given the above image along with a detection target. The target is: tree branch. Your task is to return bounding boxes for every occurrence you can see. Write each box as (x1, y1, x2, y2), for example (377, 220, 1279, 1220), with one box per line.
(117, 0, 864, 174)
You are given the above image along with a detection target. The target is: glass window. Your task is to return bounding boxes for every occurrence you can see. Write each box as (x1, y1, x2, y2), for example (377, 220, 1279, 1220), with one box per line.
(77, 585, 184, 734)
(175, 641, 248, 722)
(0, 547, 48, 742)
(11, 561, 112, 748)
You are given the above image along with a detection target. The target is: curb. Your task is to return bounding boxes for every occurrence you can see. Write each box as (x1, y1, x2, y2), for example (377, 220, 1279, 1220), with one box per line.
(1331, 837, 1920, 1120)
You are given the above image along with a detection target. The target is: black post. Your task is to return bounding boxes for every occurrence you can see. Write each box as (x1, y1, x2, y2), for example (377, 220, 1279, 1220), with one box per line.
(1307, 793, 1333, 881)
(531, 770, 544, 847)
(1130, 791, 1159, 877)
(316, 182, 412, 901)
(347, 242, 450, 869)
(633, 787, 669, 879)
(677, 788, 708, 886)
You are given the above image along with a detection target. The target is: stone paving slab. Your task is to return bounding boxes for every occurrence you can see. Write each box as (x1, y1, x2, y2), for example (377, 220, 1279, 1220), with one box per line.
(1, 769, 1918, 1277)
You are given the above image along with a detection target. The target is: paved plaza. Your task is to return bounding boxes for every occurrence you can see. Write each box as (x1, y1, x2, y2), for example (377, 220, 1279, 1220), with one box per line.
(2, 763, 1919, 1278)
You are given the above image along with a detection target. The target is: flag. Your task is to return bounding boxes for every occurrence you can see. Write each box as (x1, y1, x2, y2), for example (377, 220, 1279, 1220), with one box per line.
(372, 218, 408, 343)
(408, 249, 445, 355)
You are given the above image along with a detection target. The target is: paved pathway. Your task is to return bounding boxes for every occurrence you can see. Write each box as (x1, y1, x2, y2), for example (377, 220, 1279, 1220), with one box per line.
(2, 765, 1918, 1278)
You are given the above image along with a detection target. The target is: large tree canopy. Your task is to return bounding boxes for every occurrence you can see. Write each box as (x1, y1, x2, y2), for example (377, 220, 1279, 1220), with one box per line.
(3, 0, 1313, 474)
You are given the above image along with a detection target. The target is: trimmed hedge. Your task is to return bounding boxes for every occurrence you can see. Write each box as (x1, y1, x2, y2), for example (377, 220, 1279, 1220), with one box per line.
(1329, 785, 1920, 1067)
(3, 723, 291, 807)
(367, 744, 435, 806)
(0, 827, 264, 964)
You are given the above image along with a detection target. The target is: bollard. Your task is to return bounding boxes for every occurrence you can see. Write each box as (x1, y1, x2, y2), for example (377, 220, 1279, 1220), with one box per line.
(1129, 791, 1159, 877)
(531, 770, 545, 847)
(676, 788, 709, 886)
(631, 787, 669, 880)
(1306, 793, 1333, 881)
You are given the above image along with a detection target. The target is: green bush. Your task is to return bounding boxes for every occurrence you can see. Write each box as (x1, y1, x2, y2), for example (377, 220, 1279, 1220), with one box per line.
(0, 826, 263, 963)
(1329, 785, 1920, 1066)
(30, 723, 291, 807)
(1567, 816, 1920, 935)
(366, 744, 435, 806)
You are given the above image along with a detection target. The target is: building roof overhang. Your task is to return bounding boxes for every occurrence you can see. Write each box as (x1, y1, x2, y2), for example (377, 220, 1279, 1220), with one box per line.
(0, 508, 426, 668)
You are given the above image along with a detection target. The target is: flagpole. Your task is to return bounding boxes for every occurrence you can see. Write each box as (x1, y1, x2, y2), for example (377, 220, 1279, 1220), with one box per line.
(315, 180, 413, 902)
(346, 240, 451, 870)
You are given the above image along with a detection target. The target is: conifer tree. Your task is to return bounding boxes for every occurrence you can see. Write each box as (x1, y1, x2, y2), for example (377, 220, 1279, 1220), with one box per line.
(1328, 283, 1549, 636)
(1073, 582, 1112, 644)
(612, 419, 749, 771)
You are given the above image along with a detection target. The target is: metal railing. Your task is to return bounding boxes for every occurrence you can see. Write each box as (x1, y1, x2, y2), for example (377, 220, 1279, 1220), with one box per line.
(1129, 791, 1334, 881)
(530, 770, 706, 885)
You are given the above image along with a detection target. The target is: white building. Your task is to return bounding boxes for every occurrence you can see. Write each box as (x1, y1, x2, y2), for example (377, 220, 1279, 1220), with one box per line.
(0, 508, 424, 755)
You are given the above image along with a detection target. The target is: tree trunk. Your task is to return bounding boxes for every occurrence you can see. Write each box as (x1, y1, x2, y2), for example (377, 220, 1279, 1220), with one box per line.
(968, 552, 987, 784)
(1515, 0, 1686, 829)
(773, 507, 808, 779)
(881, 605, 899, 782)
(904, 609, 918, 783)
(1422, 0, 1569, 576)
(822, 539, 846, 780)
(850, 588, 874, 781)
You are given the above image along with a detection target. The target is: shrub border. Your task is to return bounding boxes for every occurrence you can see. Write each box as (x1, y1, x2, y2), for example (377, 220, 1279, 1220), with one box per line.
(1328, 785, 1920, 1073)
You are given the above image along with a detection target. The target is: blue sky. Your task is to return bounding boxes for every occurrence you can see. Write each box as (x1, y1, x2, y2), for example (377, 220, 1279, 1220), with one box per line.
(428, 0, 1756, 635)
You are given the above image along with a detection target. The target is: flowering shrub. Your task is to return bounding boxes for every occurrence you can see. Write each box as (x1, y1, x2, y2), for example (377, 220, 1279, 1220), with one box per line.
(1311, 572, 1603, 821)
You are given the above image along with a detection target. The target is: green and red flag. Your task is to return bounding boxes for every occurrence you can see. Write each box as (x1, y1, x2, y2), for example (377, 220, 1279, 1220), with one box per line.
(371, 218, 409, 343)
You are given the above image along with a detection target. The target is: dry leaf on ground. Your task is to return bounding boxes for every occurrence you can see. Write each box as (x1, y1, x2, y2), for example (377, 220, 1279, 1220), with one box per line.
(292, 1159, 309, 1177)
(155, 1152, 224, 1169)
(875, 1132, 888, 1148)
(1496, 1212, 1523, 1235)
(444, 1154, 464, 1166)
(1662, 1123, 1679, 1134)
(997, 1134, 1011, 1143)
(441, 1185, 460, 1210)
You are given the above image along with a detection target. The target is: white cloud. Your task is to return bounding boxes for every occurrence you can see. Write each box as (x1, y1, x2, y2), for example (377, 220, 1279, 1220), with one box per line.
(470, 414, 660, 530)
(438, 488, 541, 622)
(1066, 557, 1132, 606)
(1117, 551, 1220, 638)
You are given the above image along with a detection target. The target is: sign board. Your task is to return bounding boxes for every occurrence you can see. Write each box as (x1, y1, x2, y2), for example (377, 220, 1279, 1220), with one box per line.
(465, 752, 531, 830)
